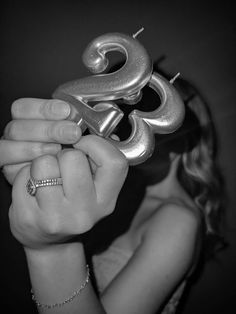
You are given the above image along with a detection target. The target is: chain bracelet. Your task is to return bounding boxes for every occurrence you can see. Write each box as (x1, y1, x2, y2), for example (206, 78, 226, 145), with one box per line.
(31, 264, 90, 309)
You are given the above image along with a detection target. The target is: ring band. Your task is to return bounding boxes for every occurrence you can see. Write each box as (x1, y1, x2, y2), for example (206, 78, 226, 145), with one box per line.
(26, 177, 63, 196)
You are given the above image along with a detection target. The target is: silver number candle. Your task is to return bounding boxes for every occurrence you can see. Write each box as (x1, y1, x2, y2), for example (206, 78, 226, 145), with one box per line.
(53, 32, 185, 165)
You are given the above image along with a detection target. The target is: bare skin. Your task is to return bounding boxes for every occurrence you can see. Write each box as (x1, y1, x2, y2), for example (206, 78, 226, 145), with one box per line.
(1, 98, 202, 314)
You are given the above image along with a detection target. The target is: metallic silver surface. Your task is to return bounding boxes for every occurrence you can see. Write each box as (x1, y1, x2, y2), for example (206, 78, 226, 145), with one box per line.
(108, 72, 185, 165)
(52, 93, 124, 137)
(53, 33, 152, 102)
(53, 32, 185, 165)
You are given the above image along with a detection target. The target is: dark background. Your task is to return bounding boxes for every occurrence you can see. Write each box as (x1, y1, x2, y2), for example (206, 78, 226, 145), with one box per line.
(0, 1, 235, 313)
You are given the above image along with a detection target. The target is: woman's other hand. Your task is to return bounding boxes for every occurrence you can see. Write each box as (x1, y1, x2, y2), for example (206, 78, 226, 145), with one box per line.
(0, 98, 81, 184)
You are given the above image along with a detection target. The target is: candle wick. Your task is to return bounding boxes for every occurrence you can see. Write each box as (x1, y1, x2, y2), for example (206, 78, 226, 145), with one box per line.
(133, 27, 145, 38)
(170, 72, 181, 84)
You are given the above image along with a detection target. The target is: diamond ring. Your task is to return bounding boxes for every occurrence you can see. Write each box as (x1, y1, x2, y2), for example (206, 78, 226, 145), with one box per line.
(26, 177, 63, 196)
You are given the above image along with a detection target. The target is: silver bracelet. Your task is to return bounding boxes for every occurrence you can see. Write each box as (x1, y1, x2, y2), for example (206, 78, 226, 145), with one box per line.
(31, 264, 90, 309)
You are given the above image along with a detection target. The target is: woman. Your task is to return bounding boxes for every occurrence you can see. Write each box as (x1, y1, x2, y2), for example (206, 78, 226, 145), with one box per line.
(0, 75, 224, 313)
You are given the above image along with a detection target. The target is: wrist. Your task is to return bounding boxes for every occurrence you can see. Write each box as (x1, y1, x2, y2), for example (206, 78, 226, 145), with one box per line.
(25, 242, 84, 264)
(25, 242, 88, 307)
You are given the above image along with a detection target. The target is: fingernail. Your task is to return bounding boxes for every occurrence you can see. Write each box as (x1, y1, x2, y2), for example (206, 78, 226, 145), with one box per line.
(51, 100, 71, 118)
(61, 125, 81, 143)
(110, 134, 120, 141)
(43, 144, 61, 154)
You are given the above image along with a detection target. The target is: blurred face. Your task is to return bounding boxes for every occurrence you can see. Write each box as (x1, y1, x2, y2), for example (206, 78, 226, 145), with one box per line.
(135, 135, 172, 185)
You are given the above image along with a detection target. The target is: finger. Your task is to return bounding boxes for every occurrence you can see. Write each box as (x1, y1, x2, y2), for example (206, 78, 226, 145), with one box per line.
(30, 155, 64, 208)
(57, 149, 95, 200)
(11, 98, 71, 120)
(74, 135, 128, 205)
(0, 139, 61, 167)
(2, 162, 31, 185)
(4, 120, 81, 144)
(12, 164, 38, 212)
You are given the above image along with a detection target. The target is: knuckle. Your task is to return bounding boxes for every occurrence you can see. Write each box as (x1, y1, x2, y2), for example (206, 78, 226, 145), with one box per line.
(47, 121, 70, 142)
(29, 143, 44, 157)
(42, 208, 94, 236)
(41, 99, 70, 119)
(41, 100, 55, 119)
(36, 154, 56, 165)
(46, 121, 72, 142)
(32, 154, 57, 173)
(111, 154, 128, 174)
(46, 121, 57, 141)
(41, 212, 62, 236)
(41, 99, 52, 117)
(59, 148, 85, 163)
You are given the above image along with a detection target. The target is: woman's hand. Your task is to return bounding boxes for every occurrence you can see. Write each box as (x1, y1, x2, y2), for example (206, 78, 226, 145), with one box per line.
(9, 135, 128, 250)
(0, 98, 81, 184)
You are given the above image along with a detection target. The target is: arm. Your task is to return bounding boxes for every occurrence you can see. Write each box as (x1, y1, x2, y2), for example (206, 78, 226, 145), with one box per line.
(100, 204, 201, 314)
(26, 243, 105, 314)
(10, 135, 128, 314)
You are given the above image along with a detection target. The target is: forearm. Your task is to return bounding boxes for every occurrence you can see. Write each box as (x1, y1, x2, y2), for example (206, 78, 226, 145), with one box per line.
(25, 242, 105, 314)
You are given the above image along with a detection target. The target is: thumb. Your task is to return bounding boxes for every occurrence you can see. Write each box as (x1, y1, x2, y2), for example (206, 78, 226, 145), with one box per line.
(74, 135, 128, 207)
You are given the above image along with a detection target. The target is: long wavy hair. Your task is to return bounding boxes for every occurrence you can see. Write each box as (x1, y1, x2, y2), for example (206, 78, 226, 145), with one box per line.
(172, 78, 225, 239)
(112, 65, 225, 240)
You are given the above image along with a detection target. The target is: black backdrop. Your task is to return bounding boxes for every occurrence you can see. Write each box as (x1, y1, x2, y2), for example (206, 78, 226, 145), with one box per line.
(0, 1, 235, 313)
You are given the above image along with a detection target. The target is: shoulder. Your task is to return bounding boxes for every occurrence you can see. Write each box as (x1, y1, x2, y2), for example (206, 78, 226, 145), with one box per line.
(140, 202, 202, 274)
(145, 201, 201, 241)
